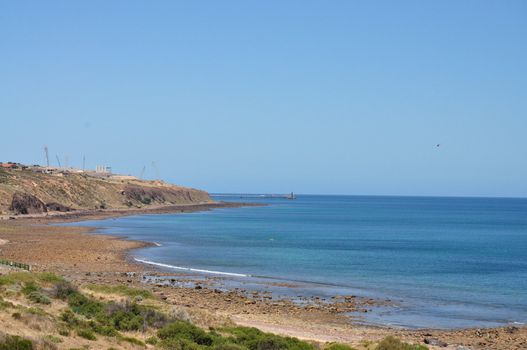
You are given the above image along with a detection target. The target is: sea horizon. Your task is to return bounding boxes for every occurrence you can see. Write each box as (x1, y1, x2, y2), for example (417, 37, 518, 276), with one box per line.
(211, 192, 527, 200)
(64, 194, 527, 330)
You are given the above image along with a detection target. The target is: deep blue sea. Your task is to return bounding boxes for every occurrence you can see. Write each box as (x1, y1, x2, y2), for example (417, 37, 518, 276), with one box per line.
(65, 195, 527, 329)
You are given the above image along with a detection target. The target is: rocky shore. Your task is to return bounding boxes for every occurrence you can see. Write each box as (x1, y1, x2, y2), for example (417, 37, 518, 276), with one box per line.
(0, 204, 526, 349)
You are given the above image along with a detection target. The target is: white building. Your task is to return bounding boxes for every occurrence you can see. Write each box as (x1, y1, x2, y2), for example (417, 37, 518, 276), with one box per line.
(95, 165, 112, 174)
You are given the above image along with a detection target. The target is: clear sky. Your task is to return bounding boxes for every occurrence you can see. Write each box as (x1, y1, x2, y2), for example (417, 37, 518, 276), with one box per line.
(1, 1, 526, 197)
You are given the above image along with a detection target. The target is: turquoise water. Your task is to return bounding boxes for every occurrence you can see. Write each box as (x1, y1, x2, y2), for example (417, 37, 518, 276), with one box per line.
(66, 195, 527, 329)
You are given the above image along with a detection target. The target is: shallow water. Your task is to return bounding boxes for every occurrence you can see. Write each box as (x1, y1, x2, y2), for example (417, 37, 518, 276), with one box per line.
(64, 195, 527, 329)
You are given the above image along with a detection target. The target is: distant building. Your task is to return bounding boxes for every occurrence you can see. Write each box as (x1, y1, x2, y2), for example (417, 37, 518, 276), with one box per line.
(95, 165, 112, 174)
(1, 163, 18, 169)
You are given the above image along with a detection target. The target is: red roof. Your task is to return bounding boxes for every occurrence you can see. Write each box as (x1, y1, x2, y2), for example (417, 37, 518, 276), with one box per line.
(1, 163, 16, 168)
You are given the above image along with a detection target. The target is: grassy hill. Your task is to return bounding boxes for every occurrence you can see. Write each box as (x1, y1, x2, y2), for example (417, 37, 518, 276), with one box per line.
(0, 168, 211, 215)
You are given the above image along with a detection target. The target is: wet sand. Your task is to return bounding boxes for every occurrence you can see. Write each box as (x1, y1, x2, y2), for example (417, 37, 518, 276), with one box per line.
(0, 204, 526, 349)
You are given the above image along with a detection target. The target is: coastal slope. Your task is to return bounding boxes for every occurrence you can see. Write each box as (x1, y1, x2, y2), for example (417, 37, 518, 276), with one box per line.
(0, 167, 211, 215)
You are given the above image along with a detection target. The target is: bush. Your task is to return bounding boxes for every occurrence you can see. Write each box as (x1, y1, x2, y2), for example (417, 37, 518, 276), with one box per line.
(58, 328, 70, 337)
(0, 334, 33, 350)
(68, 292, 104, 318)
(224, 327, 314, 350)
(90, 324, 118, 337)
(109, 310, 143, 331)
(143, 308, 170, 328)
(76, 329, 96, 341)
(51, 281, 77, 300)
(38, 272, 64, 283)
(170, 307, 191, 322)
(159, 338, 203, 350)
(43, 335, 63, 343)
(325, 344, 356, 350)
(99, 301, 144, 331)
(158, 321, 214, 346)
(61, 310, 81, 326)
(214, 343, 250, 350)
(118, 335, 145, 346)
(28, 291, 51, 305)
(0, 297, 14, 310)
(22, 282, 40, 295)
(375, 337, 428, 350)
(146, 336, 159, 345)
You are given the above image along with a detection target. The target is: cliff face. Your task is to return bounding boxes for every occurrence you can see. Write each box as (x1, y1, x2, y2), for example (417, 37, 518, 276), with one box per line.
(0, 168, 211, 215)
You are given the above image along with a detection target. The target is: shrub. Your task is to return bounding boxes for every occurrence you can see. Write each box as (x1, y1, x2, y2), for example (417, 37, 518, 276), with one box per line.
(68, 292, 104, 318)
(90, 324, 118, 336)
(143, 308, 170, 328)
(99, 301, 144, 331)
(0, 297, 14, 310)
(76, 329, 96, 341)
(118, 335, 145, 346)
(325, 344, 356, 350)
(38, 272, 64, 283)
(28, 291, 51, 305)
(159, 338, 203, 350)
(158, 321, 214, 346)
(375, 337, 428, 350)
(61, 310, 81, 325)
(0, 334, 33, 350)
(170, 307, 191, 322)
(51, 281, 77, 300)
(214, 343, 249, 350)
(146, 336, 159, 345)
(22, 282, 40, 295)
(108, 310, 143, 331)
(224, 327, 314, 350)
(43, 335, 63, 343)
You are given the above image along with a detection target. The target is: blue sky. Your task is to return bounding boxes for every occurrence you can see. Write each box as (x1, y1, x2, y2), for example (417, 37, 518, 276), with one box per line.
(1, 1, 526, 197)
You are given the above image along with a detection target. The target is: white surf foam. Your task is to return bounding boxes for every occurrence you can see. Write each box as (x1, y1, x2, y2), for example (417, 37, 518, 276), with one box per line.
(134, 258, 250, 277)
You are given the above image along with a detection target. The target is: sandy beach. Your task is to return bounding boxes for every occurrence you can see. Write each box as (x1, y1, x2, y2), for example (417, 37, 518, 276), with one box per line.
(0, 204, 526, 350)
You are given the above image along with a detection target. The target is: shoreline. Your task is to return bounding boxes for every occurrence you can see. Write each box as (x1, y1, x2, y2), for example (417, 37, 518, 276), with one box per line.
(0, 202, 526, 349)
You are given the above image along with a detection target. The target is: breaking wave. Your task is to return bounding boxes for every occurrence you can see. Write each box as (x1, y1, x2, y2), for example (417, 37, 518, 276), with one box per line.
(133, 258, 250, 277)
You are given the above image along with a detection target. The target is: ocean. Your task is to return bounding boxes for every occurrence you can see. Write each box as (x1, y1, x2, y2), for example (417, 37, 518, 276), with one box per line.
(65, 195, 527, 329)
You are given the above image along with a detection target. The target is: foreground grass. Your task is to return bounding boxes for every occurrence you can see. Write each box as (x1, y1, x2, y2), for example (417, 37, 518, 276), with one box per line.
(0, 271, 428, 350)
(85, 284, 153, 299)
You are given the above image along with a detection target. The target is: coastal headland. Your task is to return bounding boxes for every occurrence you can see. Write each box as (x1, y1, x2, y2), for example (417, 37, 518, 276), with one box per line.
(0, 167, 525, 349)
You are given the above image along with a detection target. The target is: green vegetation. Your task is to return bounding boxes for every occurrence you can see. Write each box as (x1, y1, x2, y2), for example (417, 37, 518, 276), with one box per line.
(0, 272, 62, 286)
(375, 337, 428, 350)
(0, 334, 33, 350)
(0, 271, 429, 350)
(118, 335, 146, 346)
(158, 321, 214, 346)
(21, 281, 52, 304)
(77, 329, 97, 341)
(44, 334, 63, 343)
(325, 343, 356, 350)
(85, 284, 153, 299)
(51, 280, 78, 300)
(27, 291, 51, 304)
(0, 297, 14, 310)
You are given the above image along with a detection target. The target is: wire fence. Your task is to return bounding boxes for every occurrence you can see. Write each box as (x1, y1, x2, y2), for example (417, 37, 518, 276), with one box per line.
(0, 259, 31, 271)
